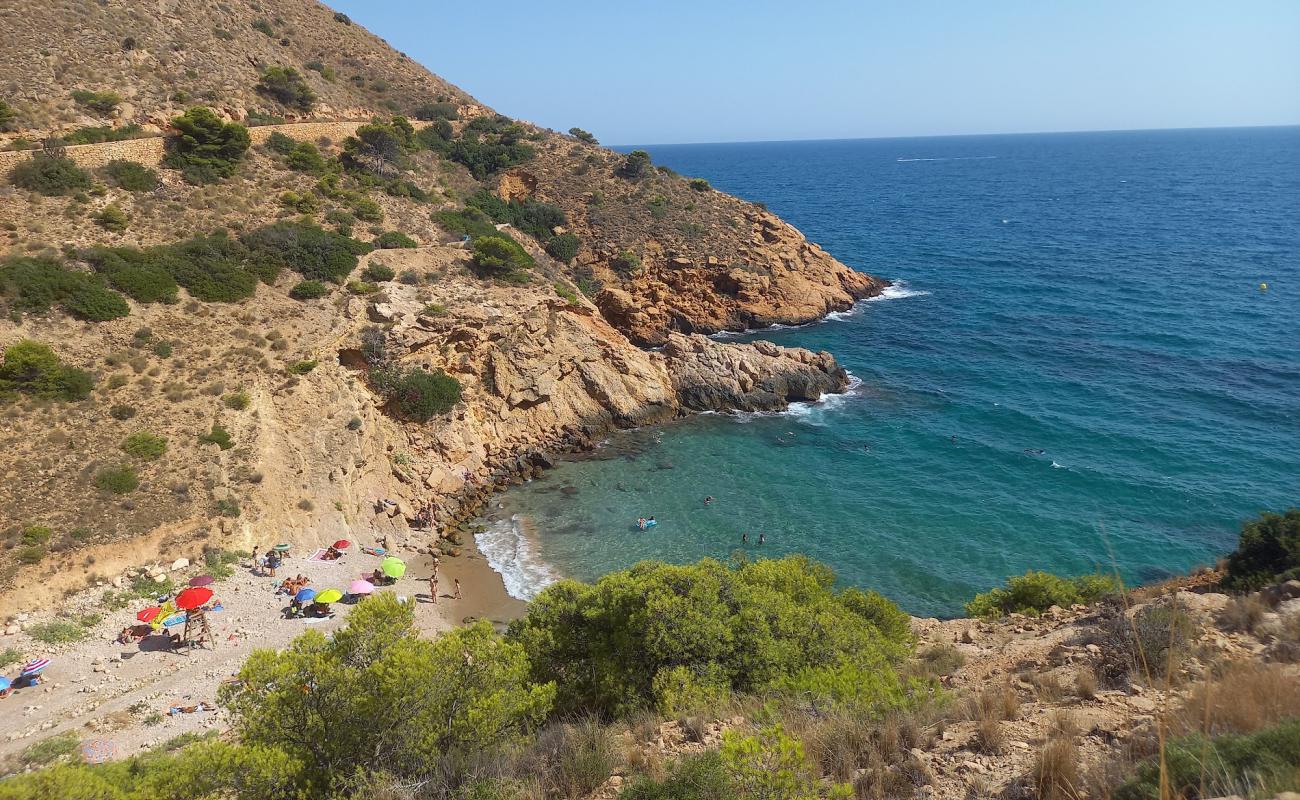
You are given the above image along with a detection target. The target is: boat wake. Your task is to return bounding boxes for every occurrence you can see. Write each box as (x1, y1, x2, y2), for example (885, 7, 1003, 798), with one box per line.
(475, 515, 561, 601)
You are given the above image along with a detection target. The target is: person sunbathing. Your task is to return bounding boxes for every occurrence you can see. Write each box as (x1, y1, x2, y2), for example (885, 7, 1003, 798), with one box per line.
(322, 545, 343, 561)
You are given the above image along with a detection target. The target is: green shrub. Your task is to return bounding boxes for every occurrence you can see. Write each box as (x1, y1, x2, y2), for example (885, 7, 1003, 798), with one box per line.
(163, 106, 251, 184)
(349, 194, 383, 222)
(385, 367, 462, 421)
(219, 596, 553, 794)
(60, 277, 131, 321)
(544, 232, 580, 263)
(372, 231, 417, 249)
(95, 204, 129, 232)
(224, 391, 251, 410)
(287, 359, 317, 375)
(15, 546, 46, 564)
(346, 280, 377, 295)
(471, 235, 533, 283)
(241, 220, 366, 283)
(467, 190, 567, 242)
(688, 177, 711, 192)
(0, 647, 20, 668)
(509, 555, 914, 718)
(434, 207, 498, 240)
(569, 127, 598, 144)
(421, 303, 447, 317)
(162, 233, 260, 300)
(19, 732, 80, 766)
(71, 88, 123, 115)
(285, 141, 327, 173)
(103, 159, 157, 191)
(10, 150, 92, 195)
(965, 570, 1120, 618)
(215, 498, 241, 517)
(0, 339, 93, 400)
(440, 115, 536, 178)
(110, 404, 136, 419)
(617, 150, 652, 180)
(341, 120, 411, 177)
(278, 190, 318, 213)
(80, 246, 179, 304)
(0, 99, 15, 131)
(152, 340, 173, 358)
(622, 752, 737, 800)
(333, 11, 351, 24)
(199, 424, 234, 450)
(414, 101, 459, 121)
(21, 525, 53, 546)
(362, 263, 395, 282)
(94, 464, 139, 494)
(554, 282, 578, 304)
(289, 279, 329, 300)
(256, 66, 316, 112)
(245, 110, 285, 127)
(203, 548, 246, 579)
(121, 431, 167, 460)
(62, 123, 145, 144)
(263, 131, 297, 155)
(251, 18, 274, 36)
(611, 249, 641, 274)
(1116, 718, 1300, 800)
(1224, 508, 1300, 590)
(2, 256, 131, 320)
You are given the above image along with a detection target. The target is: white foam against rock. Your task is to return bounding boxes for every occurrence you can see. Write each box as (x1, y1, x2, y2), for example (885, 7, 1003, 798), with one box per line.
(475, 515, 561, 601)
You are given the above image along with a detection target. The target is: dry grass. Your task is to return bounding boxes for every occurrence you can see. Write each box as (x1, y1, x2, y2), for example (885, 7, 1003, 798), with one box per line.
(1074, 667, 1098, 700)
(1034, 737, 1082, 800)
(1174, 662, 1300, 737)
(964, 681, 1021, 723)
(1028, 670, 1066, 703)
(1216, 594, 1269, 634)
(974, 716, 1004, 754)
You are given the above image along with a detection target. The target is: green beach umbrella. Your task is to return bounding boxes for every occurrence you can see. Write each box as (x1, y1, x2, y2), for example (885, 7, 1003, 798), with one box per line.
(272, 543, 291, 552)
(380, 556, 406, 579)
(314, 588, 344, 604)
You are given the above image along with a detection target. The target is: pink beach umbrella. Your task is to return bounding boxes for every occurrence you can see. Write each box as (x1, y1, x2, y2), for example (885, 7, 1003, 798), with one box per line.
(348, 579, 375, 596)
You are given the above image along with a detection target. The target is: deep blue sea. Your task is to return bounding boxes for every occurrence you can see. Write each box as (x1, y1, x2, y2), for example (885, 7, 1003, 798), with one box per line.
(479, 127, 1300, 617)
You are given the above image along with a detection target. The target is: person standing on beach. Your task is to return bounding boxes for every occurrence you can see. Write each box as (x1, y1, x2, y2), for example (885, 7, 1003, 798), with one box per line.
(250, 546, 260, 576)
(453, 578, 462, 600)
(429, 576, 439, 603)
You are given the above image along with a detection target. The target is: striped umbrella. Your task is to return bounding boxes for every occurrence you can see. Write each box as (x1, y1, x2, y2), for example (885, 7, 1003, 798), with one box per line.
(20, 658, 51, 677)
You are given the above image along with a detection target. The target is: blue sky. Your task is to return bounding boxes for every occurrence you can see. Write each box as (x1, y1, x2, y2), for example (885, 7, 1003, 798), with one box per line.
(329, 0, 1300, 145)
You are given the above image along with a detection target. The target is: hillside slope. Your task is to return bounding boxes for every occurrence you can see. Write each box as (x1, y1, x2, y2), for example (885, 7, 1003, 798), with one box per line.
(0, 0, 881, 602)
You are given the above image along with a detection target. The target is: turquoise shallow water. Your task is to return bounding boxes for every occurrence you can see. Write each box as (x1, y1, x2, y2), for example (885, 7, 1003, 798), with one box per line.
(479, 127, 1300, 617)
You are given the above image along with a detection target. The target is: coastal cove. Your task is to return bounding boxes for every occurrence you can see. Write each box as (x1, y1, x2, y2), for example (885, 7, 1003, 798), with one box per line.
(479, 127, 1300, 618)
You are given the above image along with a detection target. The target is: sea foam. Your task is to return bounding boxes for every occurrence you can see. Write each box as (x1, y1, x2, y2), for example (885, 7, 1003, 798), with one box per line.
(475, 514, 560, 600)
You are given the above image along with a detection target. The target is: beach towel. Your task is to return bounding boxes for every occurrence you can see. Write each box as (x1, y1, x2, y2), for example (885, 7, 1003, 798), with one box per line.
(361, 547, 386, 556)
(306, 548, 329, 562)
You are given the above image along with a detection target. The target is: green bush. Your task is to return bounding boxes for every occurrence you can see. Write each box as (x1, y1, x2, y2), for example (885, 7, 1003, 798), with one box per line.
(80, 246, 179, 304)
(121, 431, 167, 460)
(1116, 718, 1300, 800)
(623, 752, 737, 800)
(102, 159, 157, 191)
(965, 570, 1120, 618)
(109, 404, 136, 419)
(2, 256, 131, 321)
(421, 302, 447, 317)
(289, 279, 329, 300)
(341, 120, 411, 177)
(10, 150, 92, 195)
(544, 232, 580, 263)
(0, 339, 93, 400)
(16, 546, 46, 564)
(251, 18, 274, 36)
(0, 99, 15, 131)
(688, 177, 711, 192)
(569, 127, 598, 144)
(219, 595, 554, 793)
(278, 190, 318, 213)
(372, 231, 417, 249)
(617, 149, 652, 179)
(349, 194, 383, 222)
(153, 340, 172, 358)
(346, 279, 377, 295)
(434, 207, 499, 240)
(21, 525, 53, 546)
(471, 235, 533, 283)
(285, 141, 327, 173)
(387, 367, 462, 421)
(94, 464, 139, 494)
(62, 123, 145, 144)
(414, 101, 459, 121)
(95, 204, 129, 232)
(264, 131, 297, 155)
(71, 88, 123, 115)
(256, 66, 316, 113)
(241, 220, 367, 283)
(1224, 509, 1300, 590)
(224, 391, 250, 410)
(163, 106, 251, 184)
(199, 424, 234, 450)
(362, 263, 396, 282)
(611, 249, 641, 274)
(215, 498, 241, 518)
(467, 190, 567, 242)
(287, 359, 317, 374)
(163, 233, 260, 300)
(509, 555, 914, 718)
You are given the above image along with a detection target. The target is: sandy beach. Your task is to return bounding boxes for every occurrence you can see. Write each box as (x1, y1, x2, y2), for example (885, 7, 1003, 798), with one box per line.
(0, 533, 524, 764)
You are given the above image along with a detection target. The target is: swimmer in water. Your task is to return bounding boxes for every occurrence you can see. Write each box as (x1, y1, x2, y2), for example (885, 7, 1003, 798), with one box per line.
(741, 532, 748, 544)
(950, 435, 957, 444)
(758, 532, 766, 545)
(704, 496, 714, 506)
(1023, 448, 1046, 456)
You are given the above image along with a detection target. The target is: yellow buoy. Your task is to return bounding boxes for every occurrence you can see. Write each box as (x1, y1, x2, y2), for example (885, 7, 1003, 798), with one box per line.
(1260, 282, 1268, 291)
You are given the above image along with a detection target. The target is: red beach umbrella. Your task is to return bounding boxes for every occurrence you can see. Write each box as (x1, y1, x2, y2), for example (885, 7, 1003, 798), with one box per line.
(332, 539, 351, 550)
(175, 586, 214, 611)
(188, 575, 215, 587)
(136, 606, 162, 623)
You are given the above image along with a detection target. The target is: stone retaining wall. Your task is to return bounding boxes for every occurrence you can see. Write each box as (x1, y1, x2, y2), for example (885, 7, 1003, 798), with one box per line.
(0, 119, 414, 175)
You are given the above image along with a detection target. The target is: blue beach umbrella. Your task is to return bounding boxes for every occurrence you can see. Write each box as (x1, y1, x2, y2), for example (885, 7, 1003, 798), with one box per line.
(0, 676, 11, 692)
(294, 587, 317, 603)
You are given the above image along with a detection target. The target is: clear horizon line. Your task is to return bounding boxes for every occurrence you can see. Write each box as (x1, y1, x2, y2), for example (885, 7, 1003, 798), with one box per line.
(608, 121, 1300, 149)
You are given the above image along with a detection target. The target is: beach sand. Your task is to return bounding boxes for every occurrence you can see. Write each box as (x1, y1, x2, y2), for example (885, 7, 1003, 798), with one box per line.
(0, 533, 525, 763)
